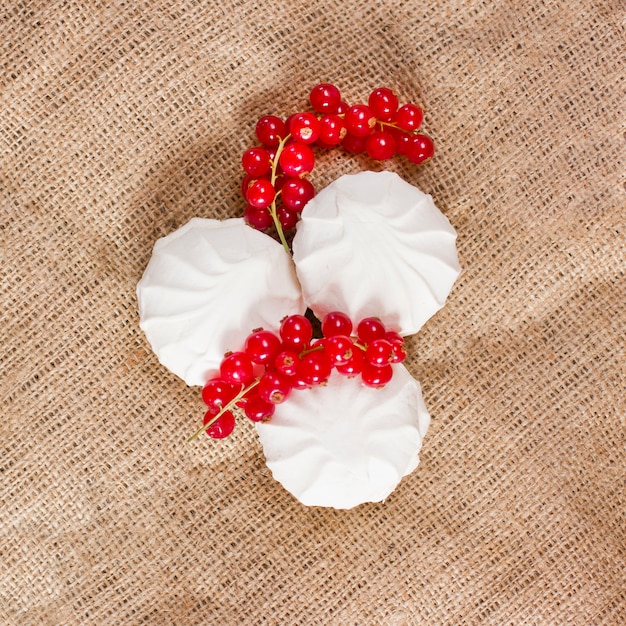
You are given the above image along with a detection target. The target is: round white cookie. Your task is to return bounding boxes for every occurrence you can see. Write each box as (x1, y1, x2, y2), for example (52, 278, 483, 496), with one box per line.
(256, 364, 430, 509)
(292, 171, 461, 335)
(137, 217, 304, 386)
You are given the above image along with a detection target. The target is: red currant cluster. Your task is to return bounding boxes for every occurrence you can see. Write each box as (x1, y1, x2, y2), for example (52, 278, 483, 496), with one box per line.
(241, 83, 433, 251)
(191, 311, 407, 440)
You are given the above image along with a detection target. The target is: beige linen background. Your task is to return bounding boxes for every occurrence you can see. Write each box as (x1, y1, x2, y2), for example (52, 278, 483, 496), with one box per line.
(1, 0, 624, 624)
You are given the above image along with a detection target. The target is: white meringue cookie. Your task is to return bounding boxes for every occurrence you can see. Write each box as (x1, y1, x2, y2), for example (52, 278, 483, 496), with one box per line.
(292, 171, 461, 335)
(255, 364, 430, 509)
(137, 218, 305, 386)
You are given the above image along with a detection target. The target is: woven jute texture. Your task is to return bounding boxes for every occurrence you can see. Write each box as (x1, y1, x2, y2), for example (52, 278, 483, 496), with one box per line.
(1, 0, 624, 623)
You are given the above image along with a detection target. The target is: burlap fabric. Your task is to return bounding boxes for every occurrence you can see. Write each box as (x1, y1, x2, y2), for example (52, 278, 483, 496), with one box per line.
(1, 0, 624, 623)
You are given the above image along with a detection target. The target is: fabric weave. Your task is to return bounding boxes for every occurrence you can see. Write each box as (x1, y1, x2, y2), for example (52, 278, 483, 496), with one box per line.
(1, 0, 624, 623)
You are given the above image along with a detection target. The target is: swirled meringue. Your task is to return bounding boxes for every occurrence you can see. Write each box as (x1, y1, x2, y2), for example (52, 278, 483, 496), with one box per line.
(255, 364, 430, 509)
(292, 171, 461, 335)
(137, 217, 305, 386)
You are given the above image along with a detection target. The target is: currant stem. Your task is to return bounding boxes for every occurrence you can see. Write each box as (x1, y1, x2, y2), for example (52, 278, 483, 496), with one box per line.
(298, 343, 325, 357)
(188, 379, 260, 443)
(376, 120, 408, 132)
(269, 134, 292, 254)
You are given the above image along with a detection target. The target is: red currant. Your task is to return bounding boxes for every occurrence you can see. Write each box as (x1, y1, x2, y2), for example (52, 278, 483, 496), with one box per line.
(281, 178, 315, 212)
(241, 147, 272, 177)
(244, 204, 273, 230)
(298, 350, 332, 386)
(246, 179, 275, 209)
(395, 103, 424, 131)
(317, 114, 346, 147)
(365, 131, 396, 160)
(274, 350, 300, 377)
(341, 132, 367, 154)
(243, 394, 275, 422)
(388, 127, 411, 156)
(309, 83, 341, 114)
(335, 347, 365, 377)
(273, 173, 285, 192)
(257, 371, 293, 404)
(368, 87, 399, 122)
(356, 317, 386, 344)
(406, 134, 434, 164)
(288, 112, 321, 144)
(204, 409, 236, 438)
(220, 351, 255, 385)
(277, 205, 298, 230)
(278, 141, 315, 177)
(201, 377, 239, 409)
(244, 329, 281, 364)
(385, 331, 407, 363)
(361, 363, 393, 388)
(256, 115, 287, 148)
(344, 104, 376, 137)
(279, 314, 313, 351)
(241, 174, 256, 200)
(365, 338, 394, 366)
(321, 311, 353, 337)
(325, 335, 354, 366)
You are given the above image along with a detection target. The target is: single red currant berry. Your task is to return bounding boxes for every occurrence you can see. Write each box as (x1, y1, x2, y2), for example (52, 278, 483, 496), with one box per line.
(388, 127, 412, 156)
(246, 178, 276, 209)
(384, 330, 404, 344)
(335, 347, 365, 377)
(317, 114, 346, 147)
(395, 103, 424, 131)
(341, 132, 367, 154)
(325, 335, 354, 366)
(406, 134, 435, 164)
(279, 314, 313, 351)
(284, 113, 295, 133)
(361, 363, 393, 388)
(277, 205, 299, 230)
(241, 174, 256, 200)
(385, 331, 407, 363)
(365, 130, 396, 160)
(273, 173, 285, 192)
(201, 377, 239, 409)
(204, 409, 236, 438)
(256, 115, 287, 148)
(241, 147, 272, 177)
(391, 345, 407, 363)
(257, 371, 293, 404)
(243, 394, 275, 422)
(290, 374, 312, 390)
(274, 350, 300, 377)
(321, 311, 353, 337)
(309, 83, 342, 114)
(336, 100, 349, 115)
(281, 178, 315, 212)
(368, 87, 399, 122)
(344, 104, 376, 137)
(244, 204, 273, 230)
(298, 350, 332, 386)
(244, 329, 282, 364)
(356, 317, 386, 344)
(288, 112, 321, 144)
(220, 351, 255, 385)
(365, 338, 394, 366)
(278, 141, 315, 177)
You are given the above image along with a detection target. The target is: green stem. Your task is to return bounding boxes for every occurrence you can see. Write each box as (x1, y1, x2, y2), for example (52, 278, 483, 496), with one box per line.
(268, 134, 292, 254)
(188, 379, 260, 443)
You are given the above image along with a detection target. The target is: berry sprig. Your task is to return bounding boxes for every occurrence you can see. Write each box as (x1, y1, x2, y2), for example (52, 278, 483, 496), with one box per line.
(241, 83, 433, 252)
(190, 311, 407, 441)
